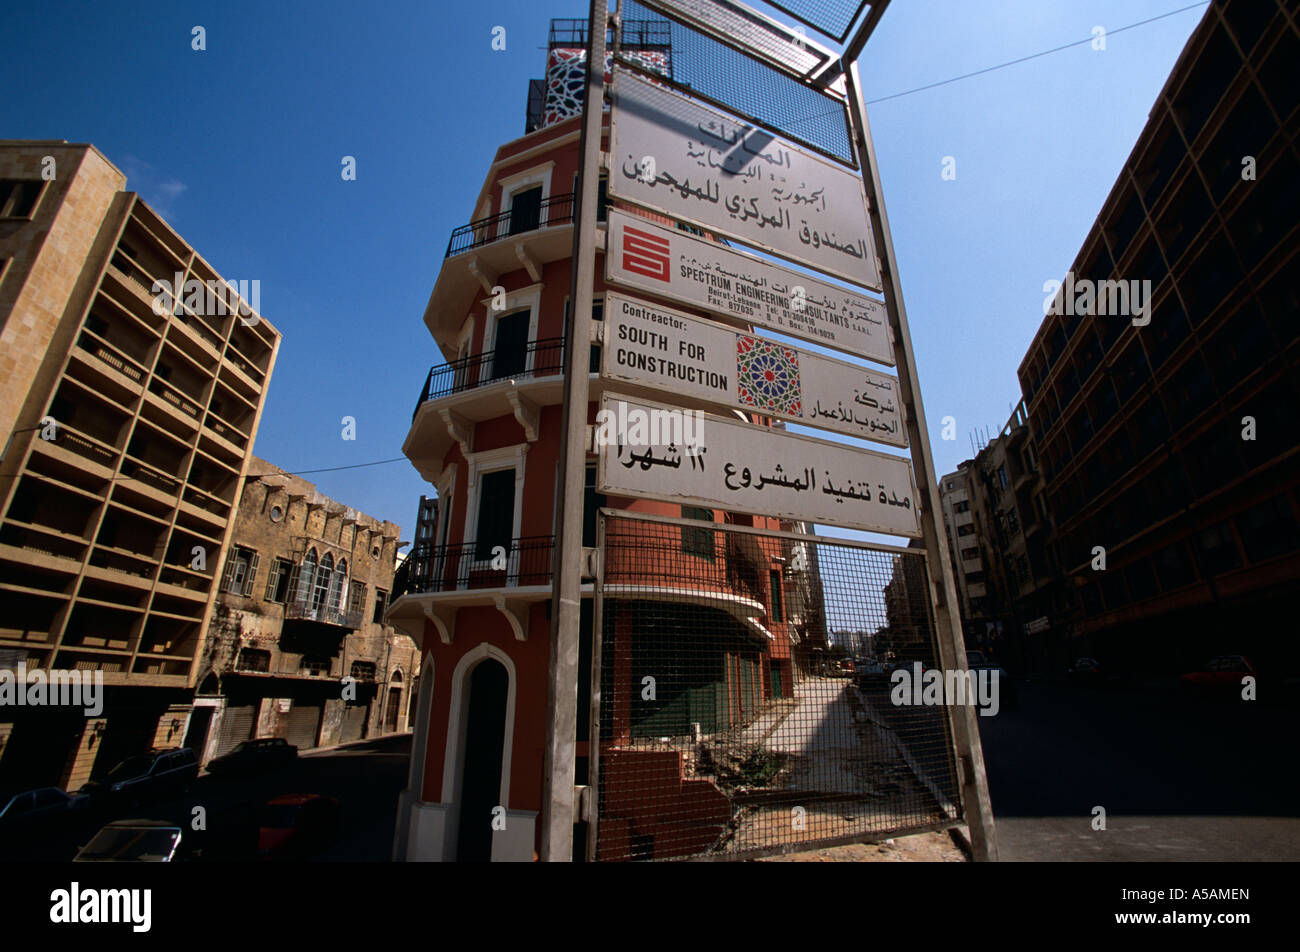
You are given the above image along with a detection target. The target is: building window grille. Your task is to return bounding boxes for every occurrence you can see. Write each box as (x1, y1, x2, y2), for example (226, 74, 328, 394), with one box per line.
(236, 648, 271, 673)
(348, 580, 366, 619)
(313, 553, 334, 610)
(300, 656, 332, 677)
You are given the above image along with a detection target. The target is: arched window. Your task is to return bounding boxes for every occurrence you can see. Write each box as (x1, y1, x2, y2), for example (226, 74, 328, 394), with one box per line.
(296, 549, 319, 605)
(313, 553, 334, 610)
(329, 558, 348, 610)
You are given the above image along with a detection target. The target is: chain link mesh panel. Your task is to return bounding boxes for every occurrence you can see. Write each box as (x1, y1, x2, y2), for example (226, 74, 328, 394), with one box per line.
(593, 513, 960, 861)
(617, 0, 856, 166)
(762, 0, 872, 43)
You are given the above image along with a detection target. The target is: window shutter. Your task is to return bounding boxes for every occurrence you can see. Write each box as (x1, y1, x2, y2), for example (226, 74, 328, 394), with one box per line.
(243, 553, 260, 596)
(264, 559, 279, 600)
(220, 550, 239, 593)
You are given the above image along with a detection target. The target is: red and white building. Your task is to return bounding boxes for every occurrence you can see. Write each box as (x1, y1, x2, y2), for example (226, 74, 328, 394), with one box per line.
(388, 20, 815, 862)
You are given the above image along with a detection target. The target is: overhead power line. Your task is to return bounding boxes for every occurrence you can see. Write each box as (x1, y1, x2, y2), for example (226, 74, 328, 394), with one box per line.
(864, 2, 1210, 105)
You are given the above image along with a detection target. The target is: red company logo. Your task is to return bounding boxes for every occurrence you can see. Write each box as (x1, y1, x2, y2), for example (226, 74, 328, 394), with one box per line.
(622, 226, 671, 282)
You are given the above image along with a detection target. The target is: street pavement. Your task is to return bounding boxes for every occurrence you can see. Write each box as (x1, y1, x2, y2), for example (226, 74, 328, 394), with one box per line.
(976, 676, 1300, 861)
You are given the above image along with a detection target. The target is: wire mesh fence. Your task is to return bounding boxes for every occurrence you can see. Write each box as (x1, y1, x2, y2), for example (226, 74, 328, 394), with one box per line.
(593, 512, 960, 861)
(617, 0, 856, 166)
(761, 0, 872, 43)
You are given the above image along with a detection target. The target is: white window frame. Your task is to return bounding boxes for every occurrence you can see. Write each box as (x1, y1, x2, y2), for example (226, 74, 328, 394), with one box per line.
(498, 162, 555, 218)
(461, 444, 528, 584)
(453, 317, 474, 391)
(481, 284, 541, 377)
(431, 464, 457, 587)
(440, 643, 519, 857)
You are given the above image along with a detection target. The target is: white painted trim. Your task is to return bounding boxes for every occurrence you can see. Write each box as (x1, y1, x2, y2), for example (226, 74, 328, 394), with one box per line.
(440, 643, 519, 861)
(498, 161, 555, 211)
(408, 651, 435, 798)
(470, 130, 582, 215)
(461, 445, 529, 580)
(456, 318, 474, 361)
(481, 285, 542, 374)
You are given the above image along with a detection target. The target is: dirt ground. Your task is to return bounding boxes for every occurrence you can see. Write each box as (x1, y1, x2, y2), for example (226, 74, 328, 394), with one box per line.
(754, 828, 968, 862)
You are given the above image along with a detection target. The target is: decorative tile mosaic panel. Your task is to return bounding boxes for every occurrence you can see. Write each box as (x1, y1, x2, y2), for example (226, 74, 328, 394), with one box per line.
(543, 49, 670, 128)
(736, 335, 802, 415)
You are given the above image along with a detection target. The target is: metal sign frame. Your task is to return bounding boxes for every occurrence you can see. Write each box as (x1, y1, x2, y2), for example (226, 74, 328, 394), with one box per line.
(608, 68, 882, 289)
(546, 0, 997, 863)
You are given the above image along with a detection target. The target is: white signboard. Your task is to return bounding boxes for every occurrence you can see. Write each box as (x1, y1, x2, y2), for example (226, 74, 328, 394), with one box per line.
(595, 393, 922, 537)
(608, 70, 882, 290)
(602, 291, 906, 447)
(605, 209, 893, 365)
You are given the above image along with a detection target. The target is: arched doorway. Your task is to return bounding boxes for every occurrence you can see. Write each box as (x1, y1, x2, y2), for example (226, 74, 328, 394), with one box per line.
(454, 659, 509, 862)
(384, 671, 403, 733)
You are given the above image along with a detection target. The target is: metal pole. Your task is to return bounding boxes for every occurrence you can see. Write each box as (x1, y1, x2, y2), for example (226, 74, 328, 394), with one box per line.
(540, 0, 608, 862)
(843, 58, 999, 861)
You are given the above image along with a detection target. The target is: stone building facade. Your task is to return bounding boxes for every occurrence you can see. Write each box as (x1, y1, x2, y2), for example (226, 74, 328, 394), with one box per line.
(188, 456, 417, 762)
(0, 141, 279, 792)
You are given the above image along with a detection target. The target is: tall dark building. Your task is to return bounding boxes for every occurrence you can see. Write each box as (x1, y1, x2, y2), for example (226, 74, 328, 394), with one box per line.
(1016, 0, 1300, 672)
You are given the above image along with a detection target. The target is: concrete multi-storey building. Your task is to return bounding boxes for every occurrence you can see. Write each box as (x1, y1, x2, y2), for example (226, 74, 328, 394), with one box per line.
(387, 20, 819, 862)
(1016, 0, 1300, 673)
(0, 141, 279, 791)
(963, 401, 1062, 672)
(191, 456, 415, 761)
(938, 462, 986, 638)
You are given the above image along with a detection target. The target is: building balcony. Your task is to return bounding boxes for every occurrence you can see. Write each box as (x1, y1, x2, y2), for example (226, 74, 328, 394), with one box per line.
(411, 337, 565, 421)
(231, 650, 342, 681)
(282, 597, 363, 629)
(445, 192, 575, 258)
(422, 194, 578, 356)
(386, 535, 556, 648)
(404, 340, 569, 483)
(398, 535, 554, 596)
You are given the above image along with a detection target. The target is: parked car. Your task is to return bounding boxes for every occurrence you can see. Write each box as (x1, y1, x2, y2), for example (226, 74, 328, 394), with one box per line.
(1180, 655, 1259, 695)
(0, 787, 91, 859)
(79, 748, 198, 806)
(256, 794, 341, 860)
(74, 819, 184, 862)
(856, 658, 890, 679)
(0, 786, 88, 827)
(205, 737, 298, 777)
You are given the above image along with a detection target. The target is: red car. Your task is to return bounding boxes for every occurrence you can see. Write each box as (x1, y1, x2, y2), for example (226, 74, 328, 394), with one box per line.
(256, 794, 340, 859)
(1180, 655, 1259, 693)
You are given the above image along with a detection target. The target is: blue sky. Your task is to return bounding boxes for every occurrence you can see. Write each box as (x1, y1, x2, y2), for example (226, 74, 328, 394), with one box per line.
(0, 0, 1206, 538)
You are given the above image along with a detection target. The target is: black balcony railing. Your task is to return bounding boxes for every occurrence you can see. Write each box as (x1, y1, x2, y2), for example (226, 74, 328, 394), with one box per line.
(412, 337, 565, 420)
(394, 536, 554, 597)
(283, 598, 363, 629)
(446, 192, 575, 258)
